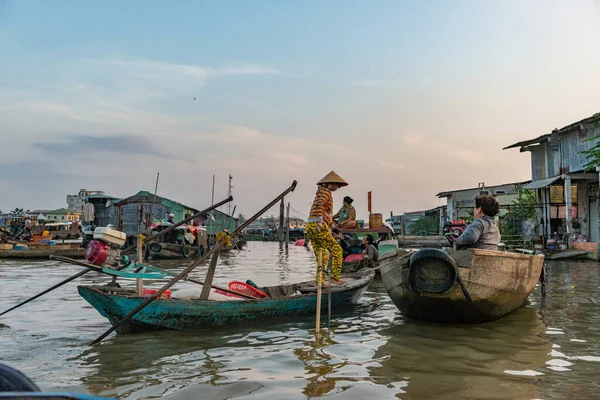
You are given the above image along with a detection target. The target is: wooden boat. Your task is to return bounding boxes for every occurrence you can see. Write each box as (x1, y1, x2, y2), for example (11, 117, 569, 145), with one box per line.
(147, 224, 208, 259)
(379, 248, 544, 324)
(77, 269, 375, 333)
(341, 239, 404, 274)
(0, 244, 85, 259)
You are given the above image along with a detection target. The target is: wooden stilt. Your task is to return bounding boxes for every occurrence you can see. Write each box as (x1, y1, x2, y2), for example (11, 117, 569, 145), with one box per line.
(315, 248, 323, 338)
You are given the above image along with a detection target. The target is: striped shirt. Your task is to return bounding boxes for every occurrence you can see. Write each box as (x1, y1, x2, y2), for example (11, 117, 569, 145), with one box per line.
(309, 186, 333, 226)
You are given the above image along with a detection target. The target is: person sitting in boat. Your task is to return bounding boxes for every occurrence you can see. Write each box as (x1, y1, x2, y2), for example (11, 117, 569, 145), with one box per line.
(216, 229, 233, 248)
(306, 171, 347, 285)
(333, 196, 357, 230)
(362, 234, 379, 261)
(167, 213, 175, 224)
(454, 195, 501, 250)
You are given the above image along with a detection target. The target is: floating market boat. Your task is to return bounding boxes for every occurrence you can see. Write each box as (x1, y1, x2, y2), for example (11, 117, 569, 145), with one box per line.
(77, 268, 375, 333)
(379, 248, 544, 324)
(0, 243, 85, 259)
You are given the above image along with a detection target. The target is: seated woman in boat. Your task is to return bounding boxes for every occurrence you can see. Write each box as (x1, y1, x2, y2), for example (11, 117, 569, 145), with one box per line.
(216, 229, 233, 248)
(454, 195, 501, 251)
(333, 196, 357, 230)
(362, 234, 379, 261)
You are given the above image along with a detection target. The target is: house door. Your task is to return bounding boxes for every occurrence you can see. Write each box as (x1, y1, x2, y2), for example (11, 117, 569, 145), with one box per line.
(589, 199, 598, 242)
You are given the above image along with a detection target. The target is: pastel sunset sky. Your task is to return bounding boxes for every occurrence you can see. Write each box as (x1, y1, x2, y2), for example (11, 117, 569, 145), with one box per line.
(1, 0, 599, 220)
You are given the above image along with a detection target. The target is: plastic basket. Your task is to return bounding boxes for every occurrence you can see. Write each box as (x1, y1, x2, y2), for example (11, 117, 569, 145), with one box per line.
(228, 281, 268, 299)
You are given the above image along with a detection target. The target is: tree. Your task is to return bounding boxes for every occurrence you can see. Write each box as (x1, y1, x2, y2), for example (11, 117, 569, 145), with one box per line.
(505, 191, 537, 220)
(237, 213, 247, 223)
(409, 215, 439, 236)
(581, 113, 600, 171)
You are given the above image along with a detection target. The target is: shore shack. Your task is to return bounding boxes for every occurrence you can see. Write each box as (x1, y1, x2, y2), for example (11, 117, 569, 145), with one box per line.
(504, 113, 600, 256)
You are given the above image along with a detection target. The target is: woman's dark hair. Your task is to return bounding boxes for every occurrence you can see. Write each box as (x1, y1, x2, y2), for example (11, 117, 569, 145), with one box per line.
(365, 234, 374, 244)
(343, 196, 354, 204)
(475, 195, 500, 217)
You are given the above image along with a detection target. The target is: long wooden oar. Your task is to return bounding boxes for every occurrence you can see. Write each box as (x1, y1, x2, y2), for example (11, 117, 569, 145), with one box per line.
(50, 255, 256, 299)
(315, 248, 323, 338)
(89, 180, 298, 345)
(0, 197, 233, 318)
(0, 269, 89, 317)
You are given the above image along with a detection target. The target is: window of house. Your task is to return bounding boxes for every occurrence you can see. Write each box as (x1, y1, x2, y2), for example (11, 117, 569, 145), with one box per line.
(549, 185, 578, 204)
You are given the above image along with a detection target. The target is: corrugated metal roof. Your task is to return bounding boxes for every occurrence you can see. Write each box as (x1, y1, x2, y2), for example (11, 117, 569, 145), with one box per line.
(522, 176, 562, 190)
(504, 113, 600, 150)
(437, 181, 529, 198)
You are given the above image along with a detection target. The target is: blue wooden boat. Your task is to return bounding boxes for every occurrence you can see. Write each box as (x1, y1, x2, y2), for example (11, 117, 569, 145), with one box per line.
(77, 269, 375, 334)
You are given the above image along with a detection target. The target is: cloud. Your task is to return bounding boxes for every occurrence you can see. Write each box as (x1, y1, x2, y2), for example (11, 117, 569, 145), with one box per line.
(34, 134, 173, 159)
(354, 79, 403, 88)
(101, 58, 279, 82)
(378, 160, 407, 170)
(403, 134, 427, 144)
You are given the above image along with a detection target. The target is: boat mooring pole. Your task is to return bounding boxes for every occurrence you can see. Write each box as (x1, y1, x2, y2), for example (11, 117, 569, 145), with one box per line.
(315, 248, 323, 338)
(285, 203, 290, 246)
(136, 234, 144, 295)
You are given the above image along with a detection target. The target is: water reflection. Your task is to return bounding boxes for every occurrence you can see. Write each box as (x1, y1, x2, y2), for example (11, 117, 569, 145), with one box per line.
(3, 247, 600, 399)
(369, 306, 552, 399)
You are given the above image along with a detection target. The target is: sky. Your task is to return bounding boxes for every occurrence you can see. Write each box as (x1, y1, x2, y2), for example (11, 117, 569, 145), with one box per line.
(0, 0, 599, 220)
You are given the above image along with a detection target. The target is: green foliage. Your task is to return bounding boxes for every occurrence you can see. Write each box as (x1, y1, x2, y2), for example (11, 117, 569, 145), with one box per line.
(409, 215, 439, 236)
(506, 191, 537, 220)
(499, 222, 519, 236)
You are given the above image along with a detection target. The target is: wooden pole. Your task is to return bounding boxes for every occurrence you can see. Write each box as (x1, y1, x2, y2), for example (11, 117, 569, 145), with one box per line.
(279, 198, 285, 243)
(315, 249, 323, 338)
(211, 175, 215, 206)
(136, 234, 144, 295)
(597, 168, 600, 260)
(199, 250, 221, 300)
(285, 202, 290, 245)
(89, 180, 298, 345)
(564, 175, 572, 247)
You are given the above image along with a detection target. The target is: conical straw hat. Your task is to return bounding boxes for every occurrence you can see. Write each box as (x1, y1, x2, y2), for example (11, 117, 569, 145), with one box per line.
(317, 171, 348, 187)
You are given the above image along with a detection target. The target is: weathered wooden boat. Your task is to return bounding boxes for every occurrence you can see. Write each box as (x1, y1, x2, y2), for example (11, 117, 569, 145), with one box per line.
(379, 248, 544, 324)
(146, 224, 208, 259)
(341, 239, 404, 274)
(0, 244, 85, 259)
(77, 268, 375, 333)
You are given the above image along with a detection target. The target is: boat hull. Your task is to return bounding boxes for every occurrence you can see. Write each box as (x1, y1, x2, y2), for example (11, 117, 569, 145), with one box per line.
(379, 249, 544, 324)
(78, 270, 375, 333)
(0, 247, 86, 259)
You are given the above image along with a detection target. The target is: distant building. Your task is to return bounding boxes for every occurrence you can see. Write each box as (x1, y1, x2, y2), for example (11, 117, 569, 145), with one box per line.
(504, 113, 600, 244)
(389, 206, 447, 235)
(46, 208, 81, 222)
(82, 194, 121, 227)
(114, 191, 238, 238)
(437, 181, 529, 222)
(67, 189, 106, 212)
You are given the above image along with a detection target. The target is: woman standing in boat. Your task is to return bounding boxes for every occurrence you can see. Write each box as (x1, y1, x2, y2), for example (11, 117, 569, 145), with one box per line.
(307, 171, 347, 284)
(454, 195, 501, 250)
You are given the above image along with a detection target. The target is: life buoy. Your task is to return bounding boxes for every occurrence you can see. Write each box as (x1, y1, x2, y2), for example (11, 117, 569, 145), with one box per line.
(408, 248, 457, 294)
(181, 245, 190, 258)
(149, 242, 162, 255)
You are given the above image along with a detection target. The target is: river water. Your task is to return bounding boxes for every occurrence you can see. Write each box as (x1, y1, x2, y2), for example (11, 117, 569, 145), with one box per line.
(1, 242, 600, 399)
